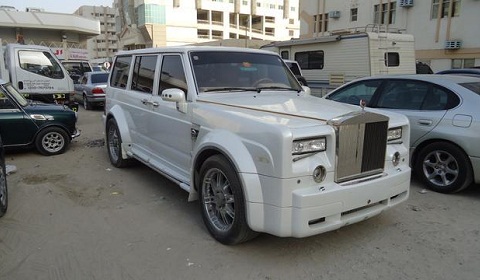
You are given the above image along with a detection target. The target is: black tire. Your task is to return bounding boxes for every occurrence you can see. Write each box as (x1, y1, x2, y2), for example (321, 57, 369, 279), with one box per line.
(414, 142, 473, 193)
(199, 155, 258, 245)
(35, 127, 70, 156)
(0, 147, 7, 218)
(106, 118, 132, 168)
(83, 95, 91, 110)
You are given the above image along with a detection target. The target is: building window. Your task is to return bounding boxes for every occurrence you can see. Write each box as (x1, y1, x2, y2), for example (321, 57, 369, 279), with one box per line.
(452, 58, 475, 69)
(431, 0, 461, 19)
(313, 14, 329, 33)
(291, 7, 296, 12)
(351, 8, 358, 22)
(385, 52, 400, 67)
(289, 18, 294, 24)
(374, 2, 396, 24)
(257, 2, 261, 7)
(289, 30, 294, 37)
(242, 0, 248, 5)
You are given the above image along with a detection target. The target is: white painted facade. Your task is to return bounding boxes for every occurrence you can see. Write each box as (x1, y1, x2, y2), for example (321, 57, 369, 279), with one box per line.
(299, 0, 480, 72)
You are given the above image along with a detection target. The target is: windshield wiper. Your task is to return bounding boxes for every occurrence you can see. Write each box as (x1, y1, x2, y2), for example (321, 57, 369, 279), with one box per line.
(256, 86, 302, 93)
(203, 87, 257, 93)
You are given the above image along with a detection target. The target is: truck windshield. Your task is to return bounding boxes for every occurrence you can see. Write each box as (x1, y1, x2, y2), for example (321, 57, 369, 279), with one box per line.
(190, 51, 302, 93)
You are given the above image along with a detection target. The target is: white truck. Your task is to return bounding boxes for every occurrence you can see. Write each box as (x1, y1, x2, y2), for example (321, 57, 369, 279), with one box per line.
(261, 31, 416, 96)
(0, 40, 75, 106)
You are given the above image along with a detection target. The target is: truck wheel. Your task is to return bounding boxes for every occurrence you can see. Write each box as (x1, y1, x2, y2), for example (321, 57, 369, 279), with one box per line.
(199, 155, 258, 245)
(106, 118, 132, 167)
(83, 95, 91, 110)
(0, 152, 7, 217)
(35, 127, 69, 156)
(414, 142, 473, 193)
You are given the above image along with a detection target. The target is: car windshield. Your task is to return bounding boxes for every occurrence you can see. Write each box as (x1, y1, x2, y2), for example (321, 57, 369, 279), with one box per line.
(3, 84, 28, 107)
(91, 73, 109, 84)
(460, 82, 480, 95)
(190, 51, 302, 93)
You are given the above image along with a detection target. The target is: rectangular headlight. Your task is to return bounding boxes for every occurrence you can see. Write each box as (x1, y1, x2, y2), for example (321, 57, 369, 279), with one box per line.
(292, 137, 326, 155)
(387, 127, 402, 141)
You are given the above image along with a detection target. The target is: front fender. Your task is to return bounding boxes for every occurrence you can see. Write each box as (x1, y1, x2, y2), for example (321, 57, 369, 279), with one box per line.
(192, 129, 264, 205)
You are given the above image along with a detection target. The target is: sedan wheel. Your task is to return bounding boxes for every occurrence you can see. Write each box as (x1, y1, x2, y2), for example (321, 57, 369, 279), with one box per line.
(106, 118, 132, 167)
(35, 127, 69, 156)
(415, 142, 473, 193)
(83, 95, 92, 110)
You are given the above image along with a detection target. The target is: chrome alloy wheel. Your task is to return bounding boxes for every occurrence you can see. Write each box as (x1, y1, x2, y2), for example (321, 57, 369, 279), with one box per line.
(422, 150, 459, 187)
(107, 125, 120, 162)
(41, 131, 65, 154)
(201, 168, 235, 232)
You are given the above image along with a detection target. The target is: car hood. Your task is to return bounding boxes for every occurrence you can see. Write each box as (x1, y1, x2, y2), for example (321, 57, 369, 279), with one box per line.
(23, 102, 72, 114)
(196, 91, 362, 125)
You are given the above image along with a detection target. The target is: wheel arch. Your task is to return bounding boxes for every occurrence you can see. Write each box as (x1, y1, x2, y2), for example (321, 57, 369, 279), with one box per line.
(411, 138, 470, 170)
(105, 105, 133, 144)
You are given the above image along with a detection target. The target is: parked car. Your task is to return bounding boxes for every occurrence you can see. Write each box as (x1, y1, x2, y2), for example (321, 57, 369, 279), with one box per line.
(73, 71, 109, 109)
(283, 59, 308, 86)
(324, 74, 480, 193)
(104, 46, 411, 244)
(437, 68, 480, 77)
(0, 79, 80, 155)
(61, 60, 93, 84)
(0, 134, 7, 218)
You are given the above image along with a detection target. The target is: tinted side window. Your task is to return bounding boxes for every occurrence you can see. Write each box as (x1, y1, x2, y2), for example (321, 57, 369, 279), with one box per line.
(0, 91, 16, 110)
(132, 55, 157, 93)
(377, 80, 429, 110)
(159, 55, 187, 94)
(294, 51, 324, 70)
(110, 56, 132, 89)
(19, 50, 64, 79)
(327, 80, 382, 105)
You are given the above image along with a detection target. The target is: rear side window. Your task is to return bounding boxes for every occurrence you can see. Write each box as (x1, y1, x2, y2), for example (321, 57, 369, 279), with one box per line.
(461, 82, 480, 95)
(159, 55, 187, 94)
(110, 56, 132, 89)
(132, 55, 157, 93)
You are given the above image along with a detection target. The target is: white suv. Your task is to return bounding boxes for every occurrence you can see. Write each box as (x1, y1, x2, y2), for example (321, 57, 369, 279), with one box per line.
(103, 46, 411, 245)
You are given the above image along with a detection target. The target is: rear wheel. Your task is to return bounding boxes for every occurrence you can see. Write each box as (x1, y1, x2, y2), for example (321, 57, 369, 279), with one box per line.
(0, 149, 7, 218)
(415, 142, 473, 193)
(83, 95, 91, 110)
(199, 155, 258, 245)
(35, 127, 69, 156)
(106, 118, 132, 167)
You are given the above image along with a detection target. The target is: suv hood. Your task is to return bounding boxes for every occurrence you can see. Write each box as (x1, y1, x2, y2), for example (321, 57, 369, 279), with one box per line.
(197, 91, 361, 123)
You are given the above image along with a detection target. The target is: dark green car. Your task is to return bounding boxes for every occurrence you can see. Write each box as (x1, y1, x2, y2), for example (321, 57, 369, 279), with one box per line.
(0, 81, 80, 156)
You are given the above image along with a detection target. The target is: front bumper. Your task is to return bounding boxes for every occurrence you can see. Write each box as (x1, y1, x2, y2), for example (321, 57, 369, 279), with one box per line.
(246, 167, 410, 238)
(71, 128, 81, 139)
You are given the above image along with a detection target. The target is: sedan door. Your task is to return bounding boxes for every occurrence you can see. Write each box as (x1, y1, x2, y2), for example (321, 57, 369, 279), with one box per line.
(373, 79, 448, 146)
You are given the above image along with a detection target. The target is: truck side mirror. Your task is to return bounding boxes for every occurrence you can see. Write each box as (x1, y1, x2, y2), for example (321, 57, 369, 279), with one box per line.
(161, 88, 187, 113)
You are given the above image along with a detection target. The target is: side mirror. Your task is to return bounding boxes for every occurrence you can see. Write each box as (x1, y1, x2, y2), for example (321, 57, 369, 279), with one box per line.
(302, 86, 311, 95)
(161, 88, 187, 113)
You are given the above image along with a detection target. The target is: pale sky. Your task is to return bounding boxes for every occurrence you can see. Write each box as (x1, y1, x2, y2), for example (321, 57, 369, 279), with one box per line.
(1, 0, 114, 14)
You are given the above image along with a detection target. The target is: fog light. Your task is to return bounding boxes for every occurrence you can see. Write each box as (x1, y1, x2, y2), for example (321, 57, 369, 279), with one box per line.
(313, 165, 326, 183)
(392, 152, 401, 166)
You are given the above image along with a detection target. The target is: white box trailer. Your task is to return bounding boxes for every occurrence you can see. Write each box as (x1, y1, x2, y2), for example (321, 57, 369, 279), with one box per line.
(261, 32, 416, 96)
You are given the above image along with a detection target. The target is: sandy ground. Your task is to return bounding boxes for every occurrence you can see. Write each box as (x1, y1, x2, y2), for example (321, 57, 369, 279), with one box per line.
(0, 107, 479, 280)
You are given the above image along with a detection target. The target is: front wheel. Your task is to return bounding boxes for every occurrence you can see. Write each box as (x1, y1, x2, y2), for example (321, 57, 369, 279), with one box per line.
(106, 118, 132, 168)
(35, 127, 69, 156)
(415, 142, 473, 193)
(199, 155, 258, 245)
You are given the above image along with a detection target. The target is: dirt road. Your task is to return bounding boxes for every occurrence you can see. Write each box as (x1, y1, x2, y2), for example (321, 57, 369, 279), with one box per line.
(1, 107, 479, 280)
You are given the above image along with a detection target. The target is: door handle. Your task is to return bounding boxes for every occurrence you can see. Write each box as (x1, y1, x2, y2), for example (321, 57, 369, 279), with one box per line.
(418, 119, 433, 126)
(151, 101, 159, 107)
(141, 99, 151, 105)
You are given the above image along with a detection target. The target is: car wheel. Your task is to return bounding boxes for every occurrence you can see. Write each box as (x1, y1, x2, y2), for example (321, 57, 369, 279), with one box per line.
(0, 150, 7, 218)
(199, 155, 258, 245)
(83, 95, 91, 110)
(35, 127, 70, 156)
(106, 118, 132, 168)
(415, 142, 473, 193)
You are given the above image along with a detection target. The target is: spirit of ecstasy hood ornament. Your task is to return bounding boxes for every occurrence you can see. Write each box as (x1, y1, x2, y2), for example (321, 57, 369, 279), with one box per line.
(359, 99, 366, 111)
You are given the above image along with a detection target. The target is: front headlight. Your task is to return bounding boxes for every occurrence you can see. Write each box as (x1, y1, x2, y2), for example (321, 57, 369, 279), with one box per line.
(292, 137, 326, 155)
(387, 127, 402, 142)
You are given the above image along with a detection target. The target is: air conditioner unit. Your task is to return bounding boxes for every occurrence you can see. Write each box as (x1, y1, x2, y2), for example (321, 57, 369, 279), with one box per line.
(398, 0, 414, 7)
(328, 11, 341, 18)
(445, 40, 462, 50)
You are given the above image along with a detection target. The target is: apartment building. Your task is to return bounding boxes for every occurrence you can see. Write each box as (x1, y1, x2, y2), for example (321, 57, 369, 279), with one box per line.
(299, 0, 480, 71)
(75, 5, 118, 63)
(114, 0, 300, 50)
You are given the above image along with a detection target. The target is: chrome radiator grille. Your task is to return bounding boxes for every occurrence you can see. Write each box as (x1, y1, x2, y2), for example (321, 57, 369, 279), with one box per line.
(328, 111, 389, 183)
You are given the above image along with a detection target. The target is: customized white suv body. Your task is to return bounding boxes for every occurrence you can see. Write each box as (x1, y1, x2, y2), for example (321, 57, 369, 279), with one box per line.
(103, 46, 411, 244)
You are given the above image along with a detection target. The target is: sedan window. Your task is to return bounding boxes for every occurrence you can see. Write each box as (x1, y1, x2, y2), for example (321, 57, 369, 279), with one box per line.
(377, 80, 429, 110)
(326, 80, 382, 105)
(461, 82, 480, 95)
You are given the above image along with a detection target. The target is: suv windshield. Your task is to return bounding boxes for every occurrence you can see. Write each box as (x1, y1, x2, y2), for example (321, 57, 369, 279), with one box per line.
(190, 51, 302, 93)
